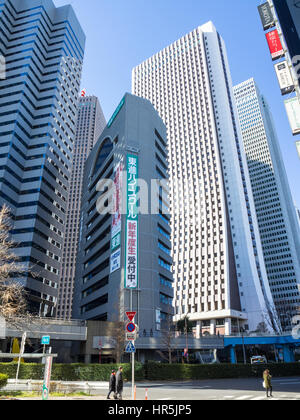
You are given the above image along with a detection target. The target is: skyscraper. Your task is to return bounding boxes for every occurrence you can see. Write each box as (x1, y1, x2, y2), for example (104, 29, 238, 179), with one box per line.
(0, 0, 85, 316)
(73, 93, 174, 338)
(272, 0, 300, 66)
(57, 95, 106, 320)
(132, 22, 277, 335)
(234, 78, 300, 330)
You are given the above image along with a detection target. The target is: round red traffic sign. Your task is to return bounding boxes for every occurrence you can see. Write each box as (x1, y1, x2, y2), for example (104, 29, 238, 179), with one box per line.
(126, 322, 136, 333)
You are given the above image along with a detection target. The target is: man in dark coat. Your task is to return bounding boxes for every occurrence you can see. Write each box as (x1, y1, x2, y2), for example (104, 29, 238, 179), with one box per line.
(107, 369, 116, 399)
(116, 366, 124, 400)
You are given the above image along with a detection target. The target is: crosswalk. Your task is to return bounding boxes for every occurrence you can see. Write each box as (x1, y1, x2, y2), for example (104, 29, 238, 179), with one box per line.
(218, 394, 300, 401)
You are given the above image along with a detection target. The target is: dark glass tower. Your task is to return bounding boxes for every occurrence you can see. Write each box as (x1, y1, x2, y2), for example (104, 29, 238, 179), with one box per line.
(0, 0, 85, 316)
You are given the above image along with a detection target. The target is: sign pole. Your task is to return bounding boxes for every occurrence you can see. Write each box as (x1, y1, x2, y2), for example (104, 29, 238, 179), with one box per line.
(130, 291, 135, 401)
(15, 331, 26, 389)
(42, 347, 53, 401)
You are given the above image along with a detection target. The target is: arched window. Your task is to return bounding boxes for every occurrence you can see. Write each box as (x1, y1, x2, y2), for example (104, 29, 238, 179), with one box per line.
(93, 138, 113, 175)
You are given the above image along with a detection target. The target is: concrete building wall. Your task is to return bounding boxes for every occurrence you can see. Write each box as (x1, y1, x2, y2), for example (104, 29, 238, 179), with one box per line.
(132, 22, 276, 334)
(73, 93, 174, 336)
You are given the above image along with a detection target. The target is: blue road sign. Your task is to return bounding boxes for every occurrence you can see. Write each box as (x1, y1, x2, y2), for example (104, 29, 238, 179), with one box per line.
(125, 341, 136, 353)
(41, 336, 50, 346)
(126, 322, 136, 333)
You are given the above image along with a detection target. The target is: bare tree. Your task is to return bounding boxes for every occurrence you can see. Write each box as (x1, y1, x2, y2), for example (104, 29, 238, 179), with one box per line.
(0, 205, 32, 327)
(110, 288, 126, 364)
(156, 315, 177, 364)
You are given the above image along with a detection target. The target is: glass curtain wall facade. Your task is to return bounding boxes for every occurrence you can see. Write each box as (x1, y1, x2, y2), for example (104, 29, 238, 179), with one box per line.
(234, 78, 300, 330)
(0, 0, 85, 316)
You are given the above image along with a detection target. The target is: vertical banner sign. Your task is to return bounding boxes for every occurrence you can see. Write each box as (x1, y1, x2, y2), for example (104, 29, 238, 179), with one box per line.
(125, 154, 139, 289)
(258, 2, 275, 31)
(266, 30, 285, 60)
(296, 141, 300, 160)
(110, 163, 122, 273)
(284, 97, 300, 135)
(111, 163, 123, 251)
(274, 61, 295, 95)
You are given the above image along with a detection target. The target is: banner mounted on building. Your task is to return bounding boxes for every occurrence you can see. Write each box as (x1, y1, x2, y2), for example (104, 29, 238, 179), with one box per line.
(111, 162, 123, 252)
(296, 141, 300, 159)
(284, 96, 300, 135)
(110, 248, 121, 274)
(258, 2, 276, 31)
(273, 0, 300, 67)
(124, 154, 139, 289)
(266, 29, 285, 61)
(274, 60, 295, 95)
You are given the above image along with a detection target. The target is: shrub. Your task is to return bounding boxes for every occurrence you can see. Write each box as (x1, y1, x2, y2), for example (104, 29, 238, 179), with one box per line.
(0, 362, 145, 382)
(144, 362, 300, 381)
(0, 373, 8, 390)
(0, 361, 299, 382)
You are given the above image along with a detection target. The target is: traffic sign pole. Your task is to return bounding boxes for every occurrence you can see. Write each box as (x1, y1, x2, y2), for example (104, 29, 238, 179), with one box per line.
(130, 291, 135, 401)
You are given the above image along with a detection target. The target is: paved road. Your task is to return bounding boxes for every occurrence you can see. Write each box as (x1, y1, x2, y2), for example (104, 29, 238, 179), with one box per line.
(6, 377, 300, 401)
(132, 377, 300, 401)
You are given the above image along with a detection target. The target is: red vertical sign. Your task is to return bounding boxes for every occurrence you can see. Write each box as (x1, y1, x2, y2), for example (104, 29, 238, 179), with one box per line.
(266, 30, 284, 60)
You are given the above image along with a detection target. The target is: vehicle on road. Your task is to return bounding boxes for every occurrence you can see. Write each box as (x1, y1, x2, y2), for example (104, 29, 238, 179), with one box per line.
(251, 355, 267, 365)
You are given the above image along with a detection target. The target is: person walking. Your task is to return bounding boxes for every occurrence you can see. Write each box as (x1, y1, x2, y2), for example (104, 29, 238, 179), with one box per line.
(107, 369, 116, 400)
(263, 369, 273, 398)
(116, 366, 124, 400)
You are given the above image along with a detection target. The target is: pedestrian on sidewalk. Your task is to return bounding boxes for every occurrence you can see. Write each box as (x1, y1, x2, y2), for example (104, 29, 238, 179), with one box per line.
(107, 369, 117, 400)
(116, 366, 124, 400)
(263, 369, 273, 398)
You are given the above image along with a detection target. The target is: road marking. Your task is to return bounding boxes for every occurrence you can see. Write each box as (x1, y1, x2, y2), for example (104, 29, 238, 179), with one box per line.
(273, 379, 300, 382)
(279, 382, 300, 385)
(235, 395, 253, 400)
(251, 396, 266, 400)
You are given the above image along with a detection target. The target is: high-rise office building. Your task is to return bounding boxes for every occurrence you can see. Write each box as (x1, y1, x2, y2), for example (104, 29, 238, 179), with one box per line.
(272, 0, 300, 65)
(0, 0, 85, 316)
(132, 22, 277, 335)
(234, 78, 300, 330)
(73, 93, 174, 335)
(57, 95, 106, 320)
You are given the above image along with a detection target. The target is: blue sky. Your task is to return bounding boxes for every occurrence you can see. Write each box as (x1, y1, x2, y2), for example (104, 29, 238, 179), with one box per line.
(54, 0, 300, 207)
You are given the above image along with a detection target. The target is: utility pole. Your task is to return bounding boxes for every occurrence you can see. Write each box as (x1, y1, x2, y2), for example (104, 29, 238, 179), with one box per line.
(240, 327, 247, 365)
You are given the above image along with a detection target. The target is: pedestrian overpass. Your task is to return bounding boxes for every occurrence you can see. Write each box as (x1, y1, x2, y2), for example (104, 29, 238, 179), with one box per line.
(224, 334, 300, 364)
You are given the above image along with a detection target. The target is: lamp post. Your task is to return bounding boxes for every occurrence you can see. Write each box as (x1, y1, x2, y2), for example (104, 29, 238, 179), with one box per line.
(240, 327, 247, 365)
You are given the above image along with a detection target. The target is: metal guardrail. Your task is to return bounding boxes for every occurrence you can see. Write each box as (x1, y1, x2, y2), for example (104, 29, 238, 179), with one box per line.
(0, 353, 57, 359)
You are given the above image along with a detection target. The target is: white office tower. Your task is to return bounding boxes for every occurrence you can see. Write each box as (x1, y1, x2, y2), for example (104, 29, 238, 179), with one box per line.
(132, 22, 277, 335)
(234, 78, 300, 331)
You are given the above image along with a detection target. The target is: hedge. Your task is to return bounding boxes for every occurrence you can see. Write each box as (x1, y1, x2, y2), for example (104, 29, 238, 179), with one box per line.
(0, 373, 8, 389)
(144, 362, 300, 381)
(0, 362, 145, 382)
(0, 362, 299, 382)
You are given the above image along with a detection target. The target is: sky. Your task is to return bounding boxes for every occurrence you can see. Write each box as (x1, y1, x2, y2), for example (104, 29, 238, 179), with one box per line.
(54, 0, 300, 208)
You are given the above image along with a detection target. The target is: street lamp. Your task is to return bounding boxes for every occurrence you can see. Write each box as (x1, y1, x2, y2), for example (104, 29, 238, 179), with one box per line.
(240, 327, 247, 365)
